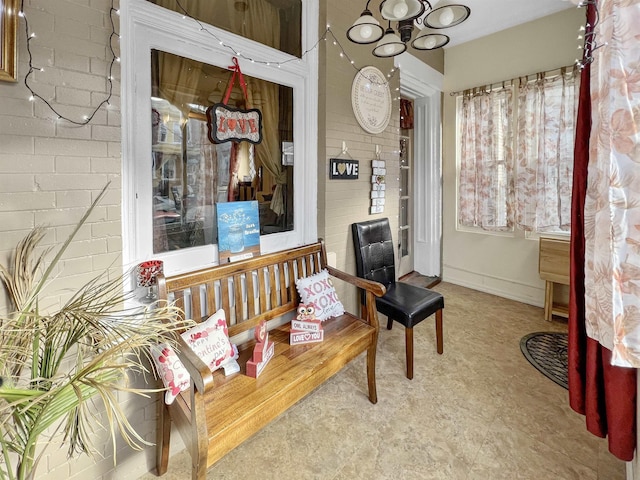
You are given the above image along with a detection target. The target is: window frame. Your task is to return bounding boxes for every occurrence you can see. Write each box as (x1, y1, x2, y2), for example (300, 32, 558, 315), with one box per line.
(120, 0, 318, 276)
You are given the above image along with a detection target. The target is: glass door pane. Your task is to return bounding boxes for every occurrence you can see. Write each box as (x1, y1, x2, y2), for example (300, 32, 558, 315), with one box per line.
(398, 135, 412, 276)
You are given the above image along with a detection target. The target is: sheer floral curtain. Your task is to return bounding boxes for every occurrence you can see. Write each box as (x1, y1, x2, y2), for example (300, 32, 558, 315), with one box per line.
(516, 69, 579, 232)
(458, 89, 514, 231)
(584, 0, 640, 368)
(569, 0, 638, 462)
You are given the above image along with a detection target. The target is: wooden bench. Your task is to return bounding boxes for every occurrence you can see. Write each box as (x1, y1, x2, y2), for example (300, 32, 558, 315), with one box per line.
(155, 241, 385, 480)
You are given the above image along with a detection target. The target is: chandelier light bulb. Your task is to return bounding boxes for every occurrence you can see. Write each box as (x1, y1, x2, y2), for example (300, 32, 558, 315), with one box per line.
(384, 43, 397, 55)
(424, 36, 437, 49)
(393, 0, 409, 18)
(439, 7, 455, 26)
(360, 24, 373, 39)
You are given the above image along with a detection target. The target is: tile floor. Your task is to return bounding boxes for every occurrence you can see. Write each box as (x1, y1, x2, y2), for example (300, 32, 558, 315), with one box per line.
(139, 282, 627, 480)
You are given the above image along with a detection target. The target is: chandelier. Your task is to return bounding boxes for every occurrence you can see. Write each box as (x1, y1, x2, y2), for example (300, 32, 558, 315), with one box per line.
(347, 0, 471, 57)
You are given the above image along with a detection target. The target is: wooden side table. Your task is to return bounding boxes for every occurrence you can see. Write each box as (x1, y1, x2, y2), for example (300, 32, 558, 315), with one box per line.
(538, 237, 570, 321)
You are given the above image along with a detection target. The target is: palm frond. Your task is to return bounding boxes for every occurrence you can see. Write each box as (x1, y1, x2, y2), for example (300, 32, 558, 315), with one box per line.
(0, 183, 194, 480)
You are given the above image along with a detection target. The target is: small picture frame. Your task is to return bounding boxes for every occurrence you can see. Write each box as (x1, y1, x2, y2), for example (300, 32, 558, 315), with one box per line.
(0, 0, 19, 82)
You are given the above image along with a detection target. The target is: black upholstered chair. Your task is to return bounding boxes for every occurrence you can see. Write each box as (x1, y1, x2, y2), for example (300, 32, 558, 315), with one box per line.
(352, 218, 444, 379)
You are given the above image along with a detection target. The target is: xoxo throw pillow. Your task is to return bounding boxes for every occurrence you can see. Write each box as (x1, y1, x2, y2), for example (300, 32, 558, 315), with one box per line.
(181, 309, 235, 372)
(295, 269, 344, 321)
(150, 343, 190, 405)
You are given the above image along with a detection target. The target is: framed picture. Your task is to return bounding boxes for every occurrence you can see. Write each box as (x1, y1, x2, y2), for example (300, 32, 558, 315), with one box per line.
(216, 201, 261, 263)
(0, 0, 18, 82)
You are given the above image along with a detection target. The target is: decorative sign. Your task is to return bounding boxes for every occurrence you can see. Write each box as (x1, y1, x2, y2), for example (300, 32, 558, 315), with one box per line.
(207, 57, 263, 145)
(329, 158, 359, 180)
(290, 303, 324, 345)
(206, 103, 263, 144)
(246, 320, 275, 378)
(291, 319, 322, 332)
(290, 330, 324, 345)
(216, 201, 261, 263)
(351, 66, 392, 134)
(370, 159, 386, 214)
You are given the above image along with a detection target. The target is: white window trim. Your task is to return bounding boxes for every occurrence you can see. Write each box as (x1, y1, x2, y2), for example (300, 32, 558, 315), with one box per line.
(120, 0, 318, 276)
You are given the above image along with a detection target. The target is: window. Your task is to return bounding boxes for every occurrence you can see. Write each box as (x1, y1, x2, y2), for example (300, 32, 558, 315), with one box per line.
(146, 0, 302, 57)
(515, 71, 579, 233)
(150, 52, 294, 254)
(121, 0, 318, 275)
(457, 89, 514, 232)
(456, 68, 579, 235)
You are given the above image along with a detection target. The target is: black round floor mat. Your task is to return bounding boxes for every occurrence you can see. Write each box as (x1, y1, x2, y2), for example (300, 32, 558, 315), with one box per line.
(520, 332, 568, 389)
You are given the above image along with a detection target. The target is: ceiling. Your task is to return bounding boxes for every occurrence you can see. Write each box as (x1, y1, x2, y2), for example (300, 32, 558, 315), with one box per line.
(426, 0, 577, 48)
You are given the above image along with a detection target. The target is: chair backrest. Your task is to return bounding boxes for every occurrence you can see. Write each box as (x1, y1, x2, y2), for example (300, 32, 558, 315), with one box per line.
(352, 218, 396, 288)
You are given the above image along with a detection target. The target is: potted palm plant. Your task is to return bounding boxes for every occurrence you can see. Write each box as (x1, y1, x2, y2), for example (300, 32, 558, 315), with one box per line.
(0, 185, 189, 480)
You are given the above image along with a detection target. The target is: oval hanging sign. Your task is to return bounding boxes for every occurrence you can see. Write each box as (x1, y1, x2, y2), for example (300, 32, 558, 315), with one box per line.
(351, 66, 392, 134)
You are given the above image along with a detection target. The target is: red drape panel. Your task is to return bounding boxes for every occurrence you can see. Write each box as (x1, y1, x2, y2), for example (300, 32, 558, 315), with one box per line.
(400, 99, 414, 130)
(568, 2, 637, 462)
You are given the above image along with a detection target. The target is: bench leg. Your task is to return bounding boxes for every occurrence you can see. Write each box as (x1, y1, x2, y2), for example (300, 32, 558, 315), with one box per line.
(367, 342, 378, 404)
(156, 398, 171, 476)
(386, 316, 393, 330)
(191, 390, 209, 480)
(192, 461, 207, 480)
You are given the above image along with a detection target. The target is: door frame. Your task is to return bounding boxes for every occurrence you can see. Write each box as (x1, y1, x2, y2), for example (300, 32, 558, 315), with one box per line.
(395, 53, 443, 276)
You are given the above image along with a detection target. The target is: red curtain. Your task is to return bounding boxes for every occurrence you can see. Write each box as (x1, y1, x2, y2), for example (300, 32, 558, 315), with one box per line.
(568, 2, 637, 462)
(400, 99, 414, 130)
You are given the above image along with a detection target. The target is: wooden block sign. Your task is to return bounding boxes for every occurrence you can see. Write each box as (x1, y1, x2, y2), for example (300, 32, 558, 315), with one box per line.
(291, 319, 322, 332)
(370, 159, 386, 215)
(290, 330, 324, 345)
(290, 302, 324, 344)
(329, 158, 359, 180)
(246, 320, 274, 378)
(246, 342, 274, 378)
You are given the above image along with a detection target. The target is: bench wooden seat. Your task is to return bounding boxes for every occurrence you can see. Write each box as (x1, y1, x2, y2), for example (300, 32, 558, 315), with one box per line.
(155, 241, 385, 480)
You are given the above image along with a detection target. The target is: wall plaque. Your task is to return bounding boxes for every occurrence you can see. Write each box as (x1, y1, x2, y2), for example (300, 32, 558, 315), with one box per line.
(329, 158, 359, 180)
(351, 66, 392, 134)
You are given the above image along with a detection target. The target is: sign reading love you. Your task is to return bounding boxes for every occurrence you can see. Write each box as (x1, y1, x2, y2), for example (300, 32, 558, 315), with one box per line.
(329, 158, 359, 180)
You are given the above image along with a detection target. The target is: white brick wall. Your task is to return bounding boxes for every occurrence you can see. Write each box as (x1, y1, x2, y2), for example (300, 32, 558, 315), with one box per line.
(0, 1, 165, 478)
(320, 1, 403, 314)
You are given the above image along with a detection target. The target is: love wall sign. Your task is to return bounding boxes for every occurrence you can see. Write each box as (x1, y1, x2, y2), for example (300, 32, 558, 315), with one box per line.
(329, 158, 359, 180)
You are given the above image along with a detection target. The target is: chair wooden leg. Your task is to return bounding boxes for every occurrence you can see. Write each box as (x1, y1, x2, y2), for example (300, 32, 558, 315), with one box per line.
(366, 343, 378, 404)
(435, 309, 443, 354)
(405, 327, 414, 380)
(387, 317, 393, 330)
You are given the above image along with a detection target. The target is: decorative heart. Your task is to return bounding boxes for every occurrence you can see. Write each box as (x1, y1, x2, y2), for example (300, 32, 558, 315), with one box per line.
(227, 118, 237, 131)
(337, 163, 346, 175)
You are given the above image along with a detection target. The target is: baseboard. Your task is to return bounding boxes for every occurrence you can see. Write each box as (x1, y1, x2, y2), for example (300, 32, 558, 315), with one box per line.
(442, 265, 544, 308)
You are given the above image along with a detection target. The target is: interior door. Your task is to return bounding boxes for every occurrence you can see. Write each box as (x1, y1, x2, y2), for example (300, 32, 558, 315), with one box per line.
(398, 135, 413, 277)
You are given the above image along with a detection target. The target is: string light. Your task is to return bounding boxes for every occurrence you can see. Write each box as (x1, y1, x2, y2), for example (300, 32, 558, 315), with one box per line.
(172, 0, 399, 87)
(21, 0, 119, 125)
(22, 0, 400, 126)
(575, 0, 603, 70)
